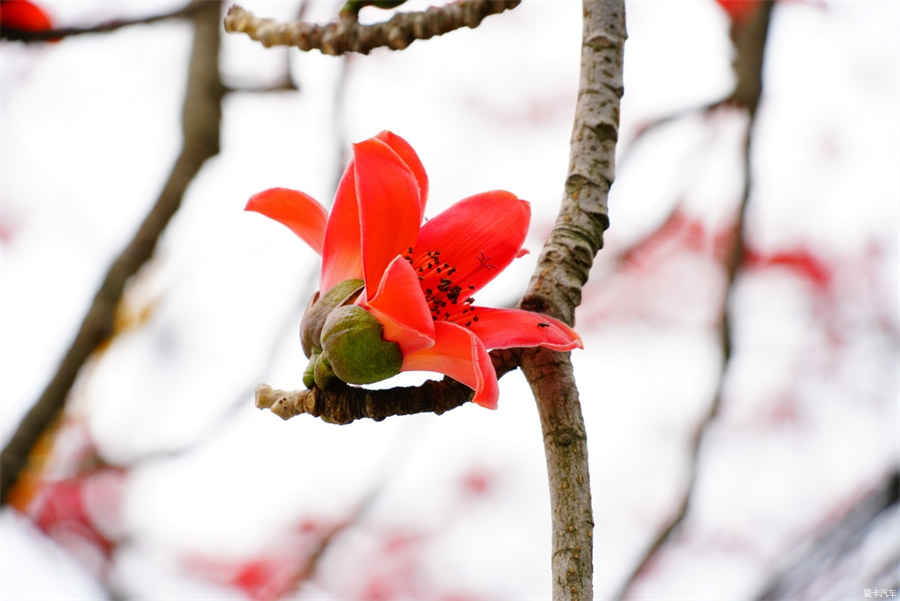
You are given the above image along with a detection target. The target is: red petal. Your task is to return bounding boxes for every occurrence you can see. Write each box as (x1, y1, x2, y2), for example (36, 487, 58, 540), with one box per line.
(402, 321, 498, 409)
(412, 191, 530, 296)
(354, 138, 422, 293)
(375, 130, 428, 218)
(245, 188, 327, 255)
(715, 0, 760, 22)
(365, 256, 435, 355)
(320, 163, 363, 292)
(1, 1, 54, 32)
(463, 307, 583, 351)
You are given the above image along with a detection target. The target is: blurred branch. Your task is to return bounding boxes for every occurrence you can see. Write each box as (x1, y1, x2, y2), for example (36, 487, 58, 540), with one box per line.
(222, 0, 310, 95)
(0, 3, 206, 43)
(611, 4, 774, 599)
(0, 0, 225, 503)
(223, 0, 520, 55)
(224, 77, 299, 94)
(514, 1, 626, 600)
(282, 465, 388, 595)
(752, 469, 900, 601)
(616, 0, 773, 172)
(150, 27, 346, 460)
(256, 349, 520, 423)
(617, 96, 732, 170)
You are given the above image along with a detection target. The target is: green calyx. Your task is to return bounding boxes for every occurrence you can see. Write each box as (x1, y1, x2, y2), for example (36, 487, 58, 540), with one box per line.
(300, 279, 364, 358)
(299, 279, 401, 390)
(318, 305, 402, 385)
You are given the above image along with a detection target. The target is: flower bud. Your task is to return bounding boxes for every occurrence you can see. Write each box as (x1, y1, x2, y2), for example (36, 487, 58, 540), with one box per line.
(300, 279, 364, 358)
(319, 305, 402, 385)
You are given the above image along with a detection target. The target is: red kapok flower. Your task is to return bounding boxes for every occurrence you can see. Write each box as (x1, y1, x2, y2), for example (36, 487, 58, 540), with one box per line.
(0, 1, 59, 41)
(246, 131, 582, 409)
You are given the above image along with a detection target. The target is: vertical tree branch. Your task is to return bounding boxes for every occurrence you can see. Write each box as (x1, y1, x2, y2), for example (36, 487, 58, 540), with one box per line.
(1, 0, 225, 503)
(518, 2, 626, 600)
(611, 4, 774, 599)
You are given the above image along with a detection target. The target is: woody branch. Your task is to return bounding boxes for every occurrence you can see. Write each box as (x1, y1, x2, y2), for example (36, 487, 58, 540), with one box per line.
(0, 2, 206, 42)
(255, 349, 520, 423)
(0, 0, 225, 503)
(223, 0, 520, 55)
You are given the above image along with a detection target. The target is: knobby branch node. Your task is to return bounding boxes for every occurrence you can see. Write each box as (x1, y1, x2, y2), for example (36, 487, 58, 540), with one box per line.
(223, 0, 520, 55)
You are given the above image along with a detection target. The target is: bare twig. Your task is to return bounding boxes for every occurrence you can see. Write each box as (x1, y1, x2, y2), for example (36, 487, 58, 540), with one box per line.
(611, 4, 775, 599)
(224, 78, 299, 94)
(255, 350, 520, 422)
(223, 0, 520, 55)
(223, 1, 310, 95)
(617, 96, 732, 170)
(0, 0, 225, 503)
(0, 3, 205, 43)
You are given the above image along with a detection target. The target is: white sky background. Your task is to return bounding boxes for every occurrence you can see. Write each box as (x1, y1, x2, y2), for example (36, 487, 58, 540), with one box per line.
(1, 0, 898, 600)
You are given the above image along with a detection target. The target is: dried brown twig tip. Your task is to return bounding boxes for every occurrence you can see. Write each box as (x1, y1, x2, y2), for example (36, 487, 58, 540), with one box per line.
(223, 0, 521, 55)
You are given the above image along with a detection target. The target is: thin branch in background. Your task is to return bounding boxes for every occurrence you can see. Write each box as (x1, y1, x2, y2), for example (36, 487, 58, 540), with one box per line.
(224, 78, 298, 94)
(331, 55, 354, 188)
(752, 469, 900, 601)
(223, 0, 311, 95)
(616, 96, 732, 171)
(223, 0, 521, 55)
(271, 463, 392, 597)
(0, 2, 205, 42)
(611, 4, 775, 599)
(141, 0, 347, 462)
(0, 0, 225, 503)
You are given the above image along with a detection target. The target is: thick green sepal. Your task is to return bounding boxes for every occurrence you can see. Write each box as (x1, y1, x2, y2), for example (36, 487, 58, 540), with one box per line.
(302, 352, 318, 388)
(300, 279, 364, 358)
(313, 354, 336, 390)
(320, 305, 402, 385)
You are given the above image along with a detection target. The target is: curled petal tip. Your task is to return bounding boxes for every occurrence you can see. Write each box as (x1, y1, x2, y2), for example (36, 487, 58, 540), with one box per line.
(244, 187, 328, 255)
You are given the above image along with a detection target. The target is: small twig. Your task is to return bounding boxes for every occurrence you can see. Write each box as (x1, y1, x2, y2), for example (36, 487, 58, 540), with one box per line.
(223, 0, 310, 95)
(284, 465, 390, 593)
(617, 96, 732, 170)
(224, 78, 299, 94)
(611, 4, 774, 599)
(255, 349, 519, 423)
(223, 0, 521, 55)
(0, 0, 225, 503)
(330, 55, 354, 187)
(0, 3, 205, 43)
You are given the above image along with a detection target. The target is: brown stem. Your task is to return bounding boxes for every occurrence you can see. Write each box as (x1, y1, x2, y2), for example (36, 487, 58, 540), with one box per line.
(223, 0, 520, 55)
(255, 350, 520, 423)
(611, 3, 774, 599)
(0, 0, 225, 503)
(514, 2, 626, 600)
(0, 3, 205, 42)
